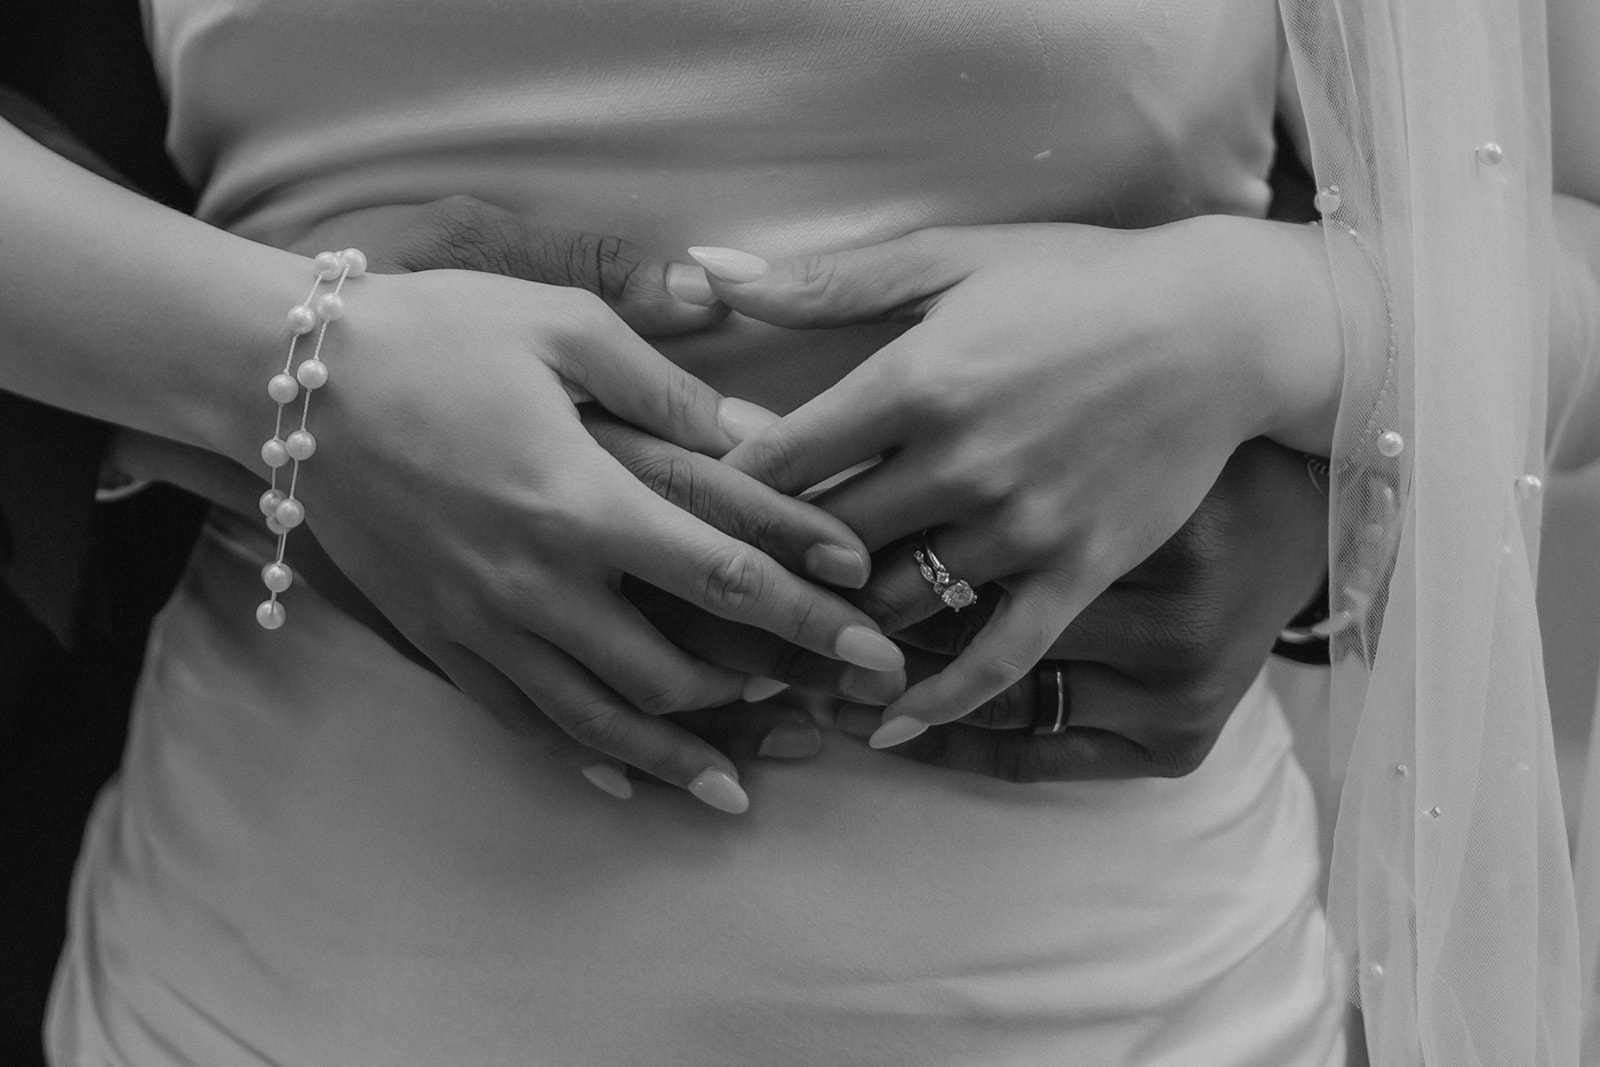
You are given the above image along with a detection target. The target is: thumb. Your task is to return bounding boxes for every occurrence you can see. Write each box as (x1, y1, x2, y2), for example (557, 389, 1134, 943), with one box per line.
(686, 229, 977, 328)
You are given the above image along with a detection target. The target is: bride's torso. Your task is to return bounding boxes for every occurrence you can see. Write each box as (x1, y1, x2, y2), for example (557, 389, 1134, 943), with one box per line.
(51, 3, 1342, 1065)
(148, 0, 1279, 409)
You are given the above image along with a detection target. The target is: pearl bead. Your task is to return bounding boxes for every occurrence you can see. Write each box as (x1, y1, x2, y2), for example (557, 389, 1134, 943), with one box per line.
(1370, 963, 1386, 979)
(261, 561, 294, 593)
(256, 599, 287, 630)
(258, 488, 287, 517)
(338, 248, 368, 277)
(267, 373, 299, 404)
(1394, 763, 1409, 777)
(287, 304, 318, 335)
(284, 430, 317, 461)
(261, 437, 290, 468)
(1314, 185, 1342, 215)
(313, 251, 344, 280)
(275, 498, 306, 528)
(1476, 142, 1504, 166)
(265, 515, 290, 536)
(314, 292, 345, 321)
(296, 358, 329, 390)
(1515, 473, 1543, 498)
(1377, 430, 1405, 458)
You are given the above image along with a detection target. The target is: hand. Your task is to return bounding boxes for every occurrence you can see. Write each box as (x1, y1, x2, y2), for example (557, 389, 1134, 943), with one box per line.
(829, 439, 1326, 780)
(226, 215, 907, 815)
(691, 220, 1342, 742)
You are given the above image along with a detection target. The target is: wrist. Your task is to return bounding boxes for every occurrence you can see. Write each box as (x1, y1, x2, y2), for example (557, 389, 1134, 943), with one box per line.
(1194, 215, 1347, 455)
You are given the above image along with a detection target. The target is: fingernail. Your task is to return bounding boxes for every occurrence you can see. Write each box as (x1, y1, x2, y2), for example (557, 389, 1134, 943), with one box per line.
(581, 763, 633, 800)
(718, 397, 780, 443)
(838, 665, 905, 706)
(742, 675, 790, 703)
(757, 722, 822, 759)
(834, 625, 904, 672)
(688, 769, 750, 814)
(869, 715, 929, 750)
(687, 245, 770, 284)
(804, 543, 868, 588)
(665, 261, 718, 306)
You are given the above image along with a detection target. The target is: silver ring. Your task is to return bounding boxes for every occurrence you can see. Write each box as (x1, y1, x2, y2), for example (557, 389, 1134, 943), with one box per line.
(1033, 664, 1067, 735)
(913, 532, 977, 612)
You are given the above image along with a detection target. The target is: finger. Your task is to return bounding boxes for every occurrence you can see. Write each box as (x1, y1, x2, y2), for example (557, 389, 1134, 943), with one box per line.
(616, 487, 904, 673)
(886, 722, 1161, 783)
(853, 527, 1010, 637)
(547, 298, 741, 456)
(720, 337, 920, 495)
(583, 408, 869, 587)
(807, 450, 974, 553)
(476, 632, 753, 814)
(669, 702, 824, 765)
(624, 581, 907, 706)
(550, 591, 747, 716)
(869, 578, 1079, 744)
(430, 642, 637, 800)
(687, 228, 987, 328)
(316, 196, 730, 336)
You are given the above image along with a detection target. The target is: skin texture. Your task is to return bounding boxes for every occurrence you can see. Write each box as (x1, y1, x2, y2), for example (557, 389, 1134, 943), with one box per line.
(111, 195, 1332, 787)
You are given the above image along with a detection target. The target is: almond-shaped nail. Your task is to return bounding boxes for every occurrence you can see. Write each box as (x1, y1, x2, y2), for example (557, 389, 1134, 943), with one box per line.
(834, 625, 904, 672)
(718, 397, 780, 443)
(838, 665, 905, 706)
(756, 722, 822, 760)
(664, 261, 718, 307)
(581, 763, 633, 800)
(687, 245, 770, 284)
(869, 715, 929, 750)
(742, 675, 790, 703)
(804, 543, 868, 588)
(688, 769, 750, 814)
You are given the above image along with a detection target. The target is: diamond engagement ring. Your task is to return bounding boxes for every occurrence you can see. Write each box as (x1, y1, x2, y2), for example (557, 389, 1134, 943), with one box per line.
(913, 533, 977, 612)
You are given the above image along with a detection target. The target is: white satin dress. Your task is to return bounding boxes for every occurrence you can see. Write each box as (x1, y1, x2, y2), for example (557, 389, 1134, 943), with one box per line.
(49, 1, 1345, 1063)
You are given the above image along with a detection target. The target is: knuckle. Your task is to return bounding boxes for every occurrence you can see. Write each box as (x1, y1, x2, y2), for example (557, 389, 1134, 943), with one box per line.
(696, 544, 767, 615)
(632, 452, 698, 509)
(743, 433, 806, 491)
(630, 678, 696, 717)
(565, 232, 642, 302)
(560, 698, 629, 752)
(410, 196, 525, 276)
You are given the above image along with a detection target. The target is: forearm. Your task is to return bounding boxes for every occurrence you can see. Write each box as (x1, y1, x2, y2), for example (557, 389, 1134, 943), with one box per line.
(1547, 192, 1600, 472)
(0, 118, 310, 466)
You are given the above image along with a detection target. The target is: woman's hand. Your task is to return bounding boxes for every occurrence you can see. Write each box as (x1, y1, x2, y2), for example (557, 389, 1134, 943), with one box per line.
(236, 259, 900, 813)
(692, 219, 1343, 742)
(830, 438, 1327, 779)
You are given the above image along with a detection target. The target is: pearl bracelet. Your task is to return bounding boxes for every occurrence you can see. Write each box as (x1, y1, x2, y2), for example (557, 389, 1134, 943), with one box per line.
(255, 248, 366, 630)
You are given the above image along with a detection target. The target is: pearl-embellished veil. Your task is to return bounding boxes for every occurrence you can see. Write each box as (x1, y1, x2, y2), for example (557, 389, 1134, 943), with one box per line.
(1284, 0, 1581, 1059)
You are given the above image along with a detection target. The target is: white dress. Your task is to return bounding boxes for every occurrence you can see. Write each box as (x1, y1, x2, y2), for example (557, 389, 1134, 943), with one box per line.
(50, 1, 1345, 1063)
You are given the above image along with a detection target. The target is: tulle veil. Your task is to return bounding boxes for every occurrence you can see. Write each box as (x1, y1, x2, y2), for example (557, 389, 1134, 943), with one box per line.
(1282, 0, 1582, 1060)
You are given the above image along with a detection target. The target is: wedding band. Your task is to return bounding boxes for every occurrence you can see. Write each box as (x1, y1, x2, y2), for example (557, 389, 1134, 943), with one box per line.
(913, 532, 977, 612)
(1032, 664, 1067, 736)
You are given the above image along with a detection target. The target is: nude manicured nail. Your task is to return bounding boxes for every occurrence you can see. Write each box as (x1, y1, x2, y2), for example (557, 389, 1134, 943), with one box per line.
(581, 763, 633, 800)
(742, 675, 790, 703)
(834, 625, 904, 672)
(689, 769, 750, 814)
(869, 715, 929, 750)
(804, 543, 868, 588)
(838, 665, 905, 706)
(687, 246, 770, 283)
(665, 261, 718, 306)
(757, 722, 823, 760)
(718, 397, 780, 442)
